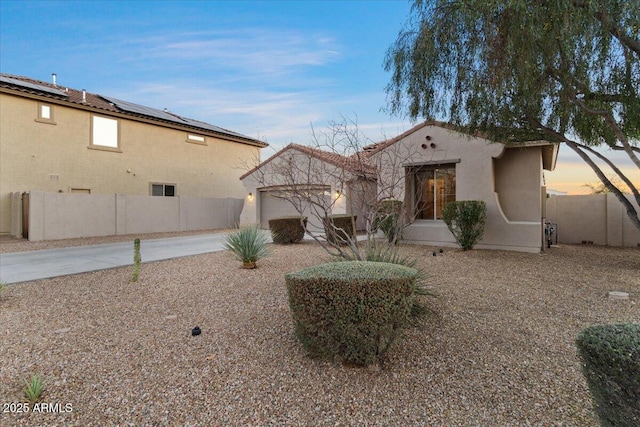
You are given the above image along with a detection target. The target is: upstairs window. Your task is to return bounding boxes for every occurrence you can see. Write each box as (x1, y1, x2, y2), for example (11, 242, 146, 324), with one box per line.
(151, 183, 176, 197)
(186, 133, 206, 145)
(36, 102, 56, 124)
(91, 115, 120, 150)
(411, 164, 456, 220)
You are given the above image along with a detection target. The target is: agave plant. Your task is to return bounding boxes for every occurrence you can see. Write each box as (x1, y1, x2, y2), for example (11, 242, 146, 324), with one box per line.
(224, 225, 270, 268)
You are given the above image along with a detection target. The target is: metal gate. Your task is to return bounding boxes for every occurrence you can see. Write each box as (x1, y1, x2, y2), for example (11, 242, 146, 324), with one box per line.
(21, 192, 29, 239)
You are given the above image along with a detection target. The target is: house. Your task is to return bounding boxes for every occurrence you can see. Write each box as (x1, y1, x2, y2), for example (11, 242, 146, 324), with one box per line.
(241, 121, 558, 253)
(366, 121, 558, 253)
(0, 73, 267, 236)
(239, 143, 377, 232)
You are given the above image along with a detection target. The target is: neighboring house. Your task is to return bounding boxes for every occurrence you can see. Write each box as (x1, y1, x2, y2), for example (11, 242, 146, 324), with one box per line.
(239, 143, 377, 232)
(241, 121, 558, 253)
(0, 73, 267, 236)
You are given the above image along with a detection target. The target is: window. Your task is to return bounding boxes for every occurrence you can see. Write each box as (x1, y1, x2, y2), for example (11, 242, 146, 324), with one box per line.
(36, 102, 56, 124)
(91, 115, 120, 150)
(151, 183, 176, 197)
(70, 188, 91, 194)
(186, 133, 206, 145)
(411, 164, 456, 220)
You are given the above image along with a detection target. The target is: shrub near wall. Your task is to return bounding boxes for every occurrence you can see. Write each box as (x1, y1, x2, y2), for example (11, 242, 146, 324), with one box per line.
(323, 214, 357, 246)
(374, 199, 403, 243)
(268, 216, 307, 244)
(285, 261, 417, 366)
(442, 200, 487, 251)
(576, 323, 640, 427)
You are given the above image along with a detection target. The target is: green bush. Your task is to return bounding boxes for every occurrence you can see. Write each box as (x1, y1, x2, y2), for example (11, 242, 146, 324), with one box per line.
(285, 261, 417, 366)
(332, 240, 435, 324)
(576, 323, 640, 427)
(323, 214, 357, 246)
(442, 200, 487, 251)
(268, 216, 307, 244)
(224, 224, 270, 268)
(374, 199, 403, 243)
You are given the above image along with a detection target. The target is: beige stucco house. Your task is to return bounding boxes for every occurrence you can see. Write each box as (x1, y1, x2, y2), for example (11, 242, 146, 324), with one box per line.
(241, 122, 558, 252)
(367, 122, 558, 253)
(0, 74, 267, 236)
(239, 143, 376, 232)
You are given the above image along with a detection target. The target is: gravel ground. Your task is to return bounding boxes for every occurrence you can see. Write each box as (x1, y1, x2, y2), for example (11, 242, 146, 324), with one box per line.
(0, 237, 638, 426)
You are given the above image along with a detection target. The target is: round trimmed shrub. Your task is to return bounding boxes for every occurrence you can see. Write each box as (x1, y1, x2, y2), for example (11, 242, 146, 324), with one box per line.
(374, 199, 403, 243)
(323, 214, 357, 246)
(576, 323, 640, 427)
(268, 216, 307, 244)
(285, 261, 417, 366)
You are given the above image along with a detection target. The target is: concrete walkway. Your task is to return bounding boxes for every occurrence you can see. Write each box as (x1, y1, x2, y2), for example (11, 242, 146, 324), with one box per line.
(0, 233, 232, 284)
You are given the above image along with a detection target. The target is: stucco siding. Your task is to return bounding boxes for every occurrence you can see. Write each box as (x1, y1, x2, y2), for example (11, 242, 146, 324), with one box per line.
(494, 148, 542, 222)
(0, 93, 261, 234)
(371, 124, 545, 252)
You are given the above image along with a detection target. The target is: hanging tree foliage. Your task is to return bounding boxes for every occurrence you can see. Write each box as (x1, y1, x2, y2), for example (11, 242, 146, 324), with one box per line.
(385, 0, 640, 231)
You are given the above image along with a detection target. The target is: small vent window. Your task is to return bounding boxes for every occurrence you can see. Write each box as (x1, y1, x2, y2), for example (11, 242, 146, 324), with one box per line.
(186, 134, 206, 144)
(151, 183, 176, 197)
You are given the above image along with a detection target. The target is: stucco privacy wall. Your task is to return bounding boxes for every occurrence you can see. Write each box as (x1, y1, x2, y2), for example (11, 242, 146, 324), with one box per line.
(546, 194, 640, 247)
(19, 191, 243, 241)
(370, 124, 546, 252)
(0, 92, 262, 235)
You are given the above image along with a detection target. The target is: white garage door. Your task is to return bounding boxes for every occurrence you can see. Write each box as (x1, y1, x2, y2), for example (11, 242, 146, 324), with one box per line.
(260, 188, 330, 232)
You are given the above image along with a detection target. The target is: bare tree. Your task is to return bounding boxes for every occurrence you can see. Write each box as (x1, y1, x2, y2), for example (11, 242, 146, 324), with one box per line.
(242, 115, 433, 260)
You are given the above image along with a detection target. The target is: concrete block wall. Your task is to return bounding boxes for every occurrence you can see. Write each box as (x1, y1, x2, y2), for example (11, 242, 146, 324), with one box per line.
(20, 190, 243, 241)
(546, 194, 640, 247)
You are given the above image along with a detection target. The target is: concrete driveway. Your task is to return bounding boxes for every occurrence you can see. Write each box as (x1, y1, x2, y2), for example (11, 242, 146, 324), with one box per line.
(0, 233, 231, 284)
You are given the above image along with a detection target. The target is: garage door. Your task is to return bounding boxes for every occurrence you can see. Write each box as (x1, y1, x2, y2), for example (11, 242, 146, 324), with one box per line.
(260, 188, 330, 233)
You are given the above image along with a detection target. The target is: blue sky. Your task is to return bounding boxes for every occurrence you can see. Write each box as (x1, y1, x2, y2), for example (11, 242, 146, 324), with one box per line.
(1, 0, 637, 194)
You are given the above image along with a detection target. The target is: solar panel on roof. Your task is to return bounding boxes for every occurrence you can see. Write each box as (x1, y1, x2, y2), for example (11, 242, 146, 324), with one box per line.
(180, 117, 248, 138)
(103, 95, 252, 139)
(0, 76, 69, 97)
(101, 95, 189, 124)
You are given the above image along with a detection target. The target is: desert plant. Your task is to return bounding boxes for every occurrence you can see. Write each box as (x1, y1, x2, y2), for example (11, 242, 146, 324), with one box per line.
(224, 224, 270, 269)
(24, 374, 45, 404)
(131, 238, 141, 282)
(0, 280, 7, 298)
(576, 323, 640, 427)
(268, 216, 307, 244)
(442, 200, 487, 250)
(285, 261, 417, 366)
(374, 199, 403, 243)
(323, 214, 357, 247)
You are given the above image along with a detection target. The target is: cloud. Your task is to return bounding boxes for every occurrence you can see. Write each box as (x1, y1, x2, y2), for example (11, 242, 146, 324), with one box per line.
(109, 28, 341, 86)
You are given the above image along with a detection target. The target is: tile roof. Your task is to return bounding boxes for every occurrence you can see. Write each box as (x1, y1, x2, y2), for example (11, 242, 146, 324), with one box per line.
(239, 143, 377, 181)
(0, 73, 267, 147)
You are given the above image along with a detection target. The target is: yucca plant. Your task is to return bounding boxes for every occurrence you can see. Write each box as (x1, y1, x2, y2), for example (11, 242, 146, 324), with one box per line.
(224, 224, 270, 269)
(24, 374, 45, 404)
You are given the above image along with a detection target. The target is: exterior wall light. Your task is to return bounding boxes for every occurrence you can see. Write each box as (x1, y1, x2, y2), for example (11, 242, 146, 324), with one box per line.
(248, 192, 253, 201)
